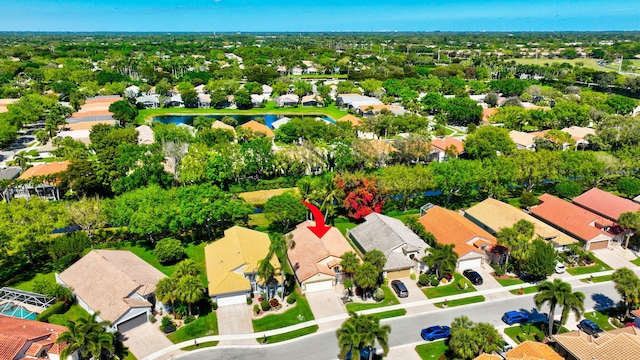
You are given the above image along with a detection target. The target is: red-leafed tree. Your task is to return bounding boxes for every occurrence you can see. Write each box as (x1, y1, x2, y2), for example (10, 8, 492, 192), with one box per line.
(335, 172, 385, 220)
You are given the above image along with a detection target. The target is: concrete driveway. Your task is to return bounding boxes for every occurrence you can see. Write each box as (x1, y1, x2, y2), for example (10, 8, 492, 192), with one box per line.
(121, 322, 174, 360)
(217, 304, 253, 335)
(392, 278, 426, 304)
(305, 285, 346, 319)
(593, 246, 638, 270)
(472, 266, 515, 301)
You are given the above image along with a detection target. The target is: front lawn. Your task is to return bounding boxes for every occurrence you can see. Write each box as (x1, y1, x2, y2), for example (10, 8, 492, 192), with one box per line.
(12, 272, 56, 292)
(259, 325, 319, 344)
(167, 312, 218, 343)
(495, 276, 525, 287)
(581, 274, 612, 283)
(252, 294, 315, 332)
(239, 188, 298, 206)
(180, 341, 219, 351)
(434, 295, 485, 308)
(566, 257, 612, 276)
(583, 309, 617, 331)
(422, 273, 476, 299)
(371, 309, 407, 320)
(48, 304, 91, 326)
(345, 286, 400, 312)
(504, 323, 568, 344)
(631, 257, 640, 266)
(415, 340, 449, 360)
(509, 286, 538, 295)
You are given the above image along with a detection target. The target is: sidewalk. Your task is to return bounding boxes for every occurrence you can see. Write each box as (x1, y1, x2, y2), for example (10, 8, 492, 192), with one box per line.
(142, 267, 639, 360)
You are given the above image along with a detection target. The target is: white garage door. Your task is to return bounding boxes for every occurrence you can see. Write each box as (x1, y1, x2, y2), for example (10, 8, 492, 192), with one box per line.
(458, 258, 482, 270)
(216, 293, 247, 307)
(305, 280, 333, 293)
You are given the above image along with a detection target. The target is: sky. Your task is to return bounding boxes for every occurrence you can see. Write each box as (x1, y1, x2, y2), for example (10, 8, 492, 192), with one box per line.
(1, 0, 639, 32)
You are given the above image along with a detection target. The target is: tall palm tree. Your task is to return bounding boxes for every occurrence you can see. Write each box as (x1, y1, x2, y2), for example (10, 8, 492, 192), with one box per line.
(57, 317, 86, 359)
(318, 173, 343, 223)
(340, 251, 360, 279)
(336, 313, 362, 360)
(354, 262, 379, 300)
(422, 244, 459, 279)
(13, 151, 29, 170)
(560, 290, 586, 328)
(336, 312, 391, 360)
(612, 267, 640, 318)
(618, 211, 640, 249)
(534, 279, 583, 337)
(57, 312, 115, 360)
(174, 259, 200, 278)
(257, 257, 276, 299)
(155, 277, 177, 314)
(176, 275, 203, 316)
(270, 233, 294, 298)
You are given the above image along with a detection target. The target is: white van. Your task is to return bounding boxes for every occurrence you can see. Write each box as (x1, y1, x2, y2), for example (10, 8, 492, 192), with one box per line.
(555, 261, 566, 274)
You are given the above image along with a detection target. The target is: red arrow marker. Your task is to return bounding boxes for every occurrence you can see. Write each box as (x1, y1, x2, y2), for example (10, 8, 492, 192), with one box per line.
(301, 201, 332, 238)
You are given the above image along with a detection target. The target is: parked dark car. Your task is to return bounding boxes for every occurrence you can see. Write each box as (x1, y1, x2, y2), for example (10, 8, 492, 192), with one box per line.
(391, 280, 409, 298)
(502, 311, 529, 325)
(421, 325, 451, 341)
(578, 319, 603, 336)
(463, 269, 483, 285)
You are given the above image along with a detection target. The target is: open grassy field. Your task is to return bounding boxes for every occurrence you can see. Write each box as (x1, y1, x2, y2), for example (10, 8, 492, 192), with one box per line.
(511, 58, 603, 71)
(239, 188, 298, 206)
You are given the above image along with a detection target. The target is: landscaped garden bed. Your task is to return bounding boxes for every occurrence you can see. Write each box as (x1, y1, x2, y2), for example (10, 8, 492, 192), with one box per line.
(252, 293, 314, 332)
(345, 285, 399, 312)
(421, 273, 476, 299)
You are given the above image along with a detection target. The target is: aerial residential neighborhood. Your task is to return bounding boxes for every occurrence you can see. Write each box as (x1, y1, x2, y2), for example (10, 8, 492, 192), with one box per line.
(2, 4, 640, 360)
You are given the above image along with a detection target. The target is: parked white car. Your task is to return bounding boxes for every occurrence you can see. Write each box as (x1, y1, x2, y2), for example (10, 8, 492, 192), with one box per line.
(555, 261, 566, 274)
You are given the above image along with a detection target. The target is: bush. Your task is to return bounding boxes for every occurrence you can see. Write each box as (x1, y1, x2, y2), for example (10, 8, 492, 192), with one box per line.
(535, 332, 545, 341)
(153, 237, 185, 264)
(555, 181, 582, 199)
(519, 191, 539, 208)
(458, 279, 468, 290)
(418, 274, 430, 286)
(253, 304, 260, 314)
(287, 294, 296, 304)
(410, 273, 416, 281)
(48, 231, 91, 260)
(148, 314, 157, 323)
(261, 299, 271, 312)
(183, 315, 196, 324)
(53, 253, 80, 271)
(374, 288, 385, 302)
(493, 264, 505, 277)
(269, 298, 280, 308)
(430, 276, 440, 287)
(519, 93, 533, 102)
(36, 301, 70, 323)
(160, 316, 176, 333)
(247, 296, 253, 305)
(211, 301, 218, 311)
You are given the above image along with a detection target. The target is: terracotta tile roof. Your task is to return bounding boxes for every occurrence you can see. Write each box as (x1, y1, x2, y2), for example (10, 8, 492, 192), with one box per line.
(18, 161, 70, 180)
(58, 250, 165, 323)
(205, 226, 278, 296)
(464, 198, 579, 246)
(508, 130, 537, 147)
(506, 340, 563, 360)
(358, 104, 403, 112)
(419, 206, 496, 258)
(531, 194, 612, 242)
(240, 120, 275, 137)
(431, 137, 464, 154)
(287, 221, 354, 283)
(338, 114, 363, 127)
(560, 126, 595, 142)
(63, 120, 116, 131)
(573, 188, 640, 222)
(553, 327, 640, 360)
(632, 309, 640, 318)
(211, 120, 235, 132)
(483, 107, 498, 121)
(71, 96, 121, 119)
(473, 354, 502, 360)
(0, 315, 69, 360)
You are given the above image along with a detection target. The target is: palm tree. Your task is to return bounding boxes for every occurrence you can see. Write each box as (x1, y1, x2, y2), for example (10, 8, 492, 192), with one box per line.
(176, 275, 203, 316)
(174, 259, 200, 278)
(534, 279, 583, 337)
(422, 244, 459, 279)
(57, 312, 115, 360)
(612, 267, 640, 318)
(318, 173, 343, 223)
(155, 277, 177, 314)
(13, 151, 29, 170)
(336, 312, 363, 360)
(363, 250, 387, 273)
(340, 251, 360, 278)
(270, 233, 295, 298)
(618, 211, 640, 249)
(296, 177, 315, 202)
(257, 257, 276, 299)
(336, 312, 391, 360)
(496, 219, 534, 268)
(354, 262, 379, 300)
(560, 290, 586, 328)
(57, 316, 86, 359)
(474, 322, 504, 355)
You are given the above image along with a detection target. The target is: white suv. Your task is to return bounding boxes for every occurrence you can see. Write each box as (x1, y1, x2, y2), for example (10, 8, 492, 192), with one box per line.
(555, 261, 566, 274)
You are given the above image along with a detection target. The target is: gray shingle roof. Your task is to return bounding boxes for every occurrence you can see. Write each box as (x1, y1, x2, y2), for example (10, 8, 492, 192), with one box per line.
(349, 213, 429, 271)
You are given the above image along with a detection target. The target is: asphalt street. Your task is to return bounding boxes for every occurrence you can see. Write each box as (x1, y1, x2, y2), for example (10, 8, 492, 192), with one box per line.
(176, 282, 619, 360)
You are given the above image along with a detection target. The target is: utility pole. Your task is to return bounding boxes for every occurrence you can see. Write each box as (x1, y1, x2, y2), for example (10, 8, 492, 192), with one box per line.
(618, 55, 623, 73)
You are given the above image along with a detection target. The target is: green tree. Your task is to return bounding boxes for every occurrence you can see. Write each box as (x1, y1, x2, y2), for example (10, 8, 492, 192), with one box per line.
(422, 244, 459, 279)
(269, 233, 294, 297)
(354, 262, 380, 299)
(431, 159, 480, 206)
(233, 88, 253, 109)
(617, 178, 640, 199)
(449, 316, 502, 360)
(534, 279, 581, 337)
(108, 100, 138, 126)
(66, 196, 108, 243)
(379, 165, 434, 211)
(174, 259, 200, 278)
(155, 277, 178, 314)
(496, 219, 534, 268)
(257, 257, 276, 299)
(340, 251, 360, 278)
(444, 97, 482, 126)
(519, 238, 557, 279)
(512, 150, 561, 191)
(555, 182, 583, 199)
(463, 125, 516, 159)
(336, 312, 391, 360)
(56, 312, 115, 360)
(363, 250, 387, 273)
(264, 191, 307, 232)
(153, 237, 185, 264)
(606, 95, 637, 115)
(176, 275, 203, 316)
(612, 268, 640, 319)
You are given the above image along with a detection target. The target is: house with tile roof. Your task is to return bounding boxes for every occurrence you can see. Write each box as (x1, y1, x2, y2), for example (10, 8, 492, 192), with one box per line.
(463, 198, 579, 250)
(240, 120, 275, 137)
(508, 130, 537, 151)
(505, 340, 563, 360)
(560, 126, 595, 148)
(338, 114, 363, 127)
(135, 125, 155, 145)
(205, 226, 280, 306)
(531, 194, 614, 250)
(287, 221, 355, 293)
(472, 354, 502, 360)
(336, 94, 382, 109)
(348, 213, 429, 279)
(276, 94, 299, 107)
(419, 205, 496, 270)
(429, 137, 465, 162)
(553, 327, 640, 360)
(572, 188, 640, 223)
(357, 104, 406, 117)
(70, 96, 121, 122)
(4, 161, 70, 201)
(0, 315, 77, 360)
(56, 250, 166, 333)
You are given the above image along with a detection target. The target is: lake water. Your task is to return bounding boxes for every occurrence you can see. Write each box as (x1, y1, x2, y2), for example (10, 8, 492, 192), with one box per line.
(153, 114, 335, 129)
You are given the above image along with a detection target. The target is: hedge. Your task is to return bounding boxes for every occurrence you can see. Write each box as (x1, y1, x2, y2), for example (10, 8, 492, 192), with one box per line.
(36, 301, 71, 323)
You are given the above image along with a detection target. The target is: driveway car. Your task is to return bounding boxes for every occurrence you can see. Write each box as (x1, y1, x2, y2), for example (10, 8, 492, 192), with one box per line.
(502, 311, 529, 325)
(463, 269, 483, 285)
(421, 325, 451, 341)
(555, 261, 566, 274)
(390, 280, 408, 298)
(578, 319, 603, 336)
(495, 341, 513, 359)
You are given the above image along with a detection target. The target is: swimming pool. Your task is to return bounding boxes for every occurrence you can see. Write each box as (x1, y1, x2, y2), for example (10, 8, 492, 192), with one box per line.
(0, 302, 37, 320)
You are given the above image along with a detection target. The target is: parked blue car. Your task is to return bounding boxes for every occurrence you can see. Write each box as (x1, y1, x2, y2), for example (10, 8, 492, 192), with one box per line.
(421, 325, 451, 341)
(578, 319, 603, 336)
(502, 311, 529, 325)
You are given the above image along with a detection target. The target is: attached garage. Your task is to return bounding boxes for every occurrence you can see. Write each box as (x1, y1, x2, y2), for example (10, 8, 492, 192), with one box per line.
(588, 240, 609, 250)
(117, 313, 148, 333)
(216, 293, 248, 307)
(304, 280, 333, 293)
(458, 257, 482, 270)
(386, 268, 411, 280)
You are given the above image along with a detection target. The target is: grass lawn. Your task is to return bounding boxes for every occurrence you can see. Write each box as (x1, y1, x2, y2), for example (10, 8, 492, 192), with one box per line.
(136, 102, 348, 124)
(581, 274, 612, 283)
(49, 304, 91, 326)
(506, 197, 522, 209)
(181, 341, 219, 351)
(288, 74, 348, 79)
(239, 188, 298, 206)
(248, 213, 270, 228)
(495, 277, 525, 287)
(258, 325, 319, 344)
(167, 312, 218, 343)
(509, 286, 538, 295)
(12, 272, 56, 292)
(504, 323, 569, 344)
(415, 340, 449, 360)
(583, 309, 616, 331)
(333, 217, 358, 237)
(512, 58, 603, 71)
(422, 273, 476, 299)
(345, 286, 400, 312)
(252, 294, 315, 332)
(434, 295, 485, 308)
(631, 257, 640, 266)
(566, 258, 612, 276)
(371, 309, 407, 320)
